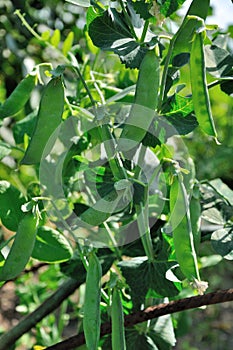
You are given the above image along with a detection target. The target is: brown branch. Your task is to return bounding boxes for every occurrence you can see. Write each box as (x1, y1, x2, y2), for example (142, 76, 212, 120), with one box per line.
(46, 288, 233, 350)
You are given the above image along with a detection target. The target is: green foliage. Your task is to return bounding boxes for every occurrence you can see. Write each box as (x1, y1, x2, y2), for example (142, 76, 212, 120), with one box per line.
(0, 0, 232, 349)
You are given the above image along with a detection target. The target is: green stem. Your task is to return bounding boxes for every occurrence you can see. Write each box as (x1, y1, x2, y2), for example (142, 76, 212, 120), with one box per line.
(136, 198, 154, 263)
(14, 10, 42, 41)
(140, 20, 149, 43)
(157, 40, 174, 111)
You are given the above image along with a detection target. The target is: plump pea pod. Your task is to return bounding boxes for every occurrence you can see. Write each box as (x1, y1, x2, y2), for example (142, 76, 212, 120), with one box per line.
(21, 77, 64, 165)
(169, 175, 200, 281)
(0, 74, 36, 119)
(119, 50, 159, 150)
(111, 287, 126, 350)
(190, 32, 218, 139)
(83, 252, 102, 350)
(0, 213, 38, 282)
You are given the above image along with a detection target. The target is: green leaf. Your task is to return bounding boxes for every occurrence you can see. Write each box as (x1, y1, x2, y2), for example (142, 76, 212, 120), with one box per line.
(60, 248, 114, 280)
(159, 0, 187, 17)
(13, 111, 37, 144)
(211, 228, 233, 260)
(118, 257, 180, 309)
(149, 314, 176, 349)
(66, 0, 90, 6)
(62, 31, 74, 56)
(50, 29, 61, 48)
(161, 95, 198, 135)
(88, 8, 155, 68)
(126, 330, 159, 350)
(0, 181, 25, 231)
(205, 45, 233, 78)
(202, 207, 225, 225)
(131, 0, 153, 20)
(209, 178, 233, 206)
(220, 78, 233, 96)
(0, 141, 11, 160)
(32, 226, 73, 263)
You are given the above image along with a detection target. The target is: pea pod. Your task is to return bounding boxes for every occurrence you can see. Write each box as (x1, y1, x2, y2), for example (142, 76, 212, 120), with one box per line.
(21, 77, 64, 165)
(0, 74, 36, 119)
(169, 175, 200, 281)
(158, 0, 210, 109)
(0, 213, 38, 282)
(190, 31, 218, 139)
(120, 50, 159, 149)
(111, 287, 126, 350)
(190, 192, 201, 252)
(172, 0, 210, 57)
(83, 251, 102, 350)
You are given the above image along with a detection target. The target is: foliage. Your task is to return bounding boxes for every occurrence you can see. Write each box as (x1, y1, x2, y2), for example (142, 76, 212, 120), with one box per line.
(0, 0, 233, 349)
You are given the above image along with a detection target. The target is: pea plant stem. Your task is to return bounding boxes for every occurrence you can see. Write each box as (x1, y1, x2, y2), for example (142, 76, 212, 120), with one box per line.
(136, 200, 154, 263)
(140, 20, 149, 43)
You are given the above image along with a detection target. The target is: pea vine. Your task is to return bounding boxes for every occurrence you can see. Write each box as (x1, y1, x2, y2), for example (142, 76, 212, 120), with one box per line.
(0, 0, 233, 349)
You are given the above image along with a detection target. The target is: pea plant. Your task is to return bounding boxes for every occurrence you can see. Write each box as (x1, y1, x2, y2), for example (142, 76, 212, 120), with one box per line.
(0, 0, 233, 349)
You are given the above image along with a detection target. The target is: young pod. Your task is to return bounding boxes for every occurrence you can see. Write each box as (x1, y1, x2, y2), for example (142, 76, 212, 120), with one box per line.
(83, 252, 102, 350)
(0, 74, 36, 120)
(0, 213, 38, 281)
(111, 287, 126, 350)
(190, 31, 218, 139)
(21, 77, 64, 165)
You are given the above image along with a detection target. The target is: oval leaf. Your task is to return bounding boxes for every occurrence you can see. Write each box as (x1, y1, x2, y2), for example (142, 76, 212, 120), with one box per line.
(32, 226, 72, 262)
(0, 181, 25, 231)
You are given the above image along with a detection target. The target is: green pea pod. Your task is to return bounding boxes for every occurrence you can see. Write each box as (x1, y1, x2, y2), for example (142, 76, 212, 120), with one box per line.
(172, 0, 210, 57)
(0, 213, 38, 282)
(83, 252, 102, 350)
(190, 193, 201, 252)
(0, 74, 36, 120)
(169, 175, 200, 281)
(190, 31, 218, 139)
(158, 0, 210, 110)
(120, 50, 159, 149)
(21, 77, 64, 165)
(111, 287, 126, 350)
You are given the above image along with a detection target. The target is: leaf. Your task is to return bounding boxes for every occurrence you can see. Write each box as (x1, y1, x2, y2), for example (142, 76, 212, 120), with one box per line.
(62, 31, 74, 56)
(60, 248, 114, 281)
(50, 29, 61, 48)
(211, 228, 233, 260)
(131, 0, 153, 20)
(161, 95, 198, 135)
(209, 178, 233, 206)
(159, 0, 187, 17)
(0, 181, 25, 231)
(149, 314, 176, 348)
(0, 141, 11, 160)
(126, 330, 159, 350)
(66, 0, 90, 6)
(118, 257, 180, 309)
(220, 78, 233, 96)
(205, 45, 233, 78)
(13, 111, 37, 144)
(32, 226, 73, 263)
(88, 8, 155, 68)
